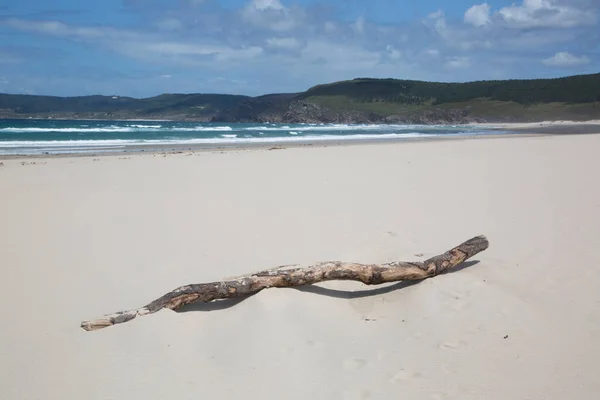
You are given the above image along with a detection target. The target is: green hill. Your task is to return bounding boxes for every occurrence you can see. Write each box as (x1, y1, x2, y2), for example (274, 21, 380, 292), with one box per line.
(290, 73, 600, 122)
(301, 73, 600, 104)
(0, 93, 250, 120)
(1, 73, 600, 123)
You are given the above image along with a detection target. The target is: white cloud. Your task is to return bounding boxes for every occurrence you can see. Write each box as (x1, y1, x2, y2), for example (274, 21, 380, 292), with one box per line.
(300, 40, 382, 73)
(160, 74, 172, 79)
(446, 56, 471, 68)
(542, 51, 590, 67)
(3, 18, 139, 41)
(427, 10, 446, 33)
(497, 0, 595, 28)
(215, 77, 247, 84)
(426, 10, 494, 50)
(2, 18, 264, 65)
(426, 10, 447, 35)
(461, 0, 596, 30)
(241, 0, 300, 31)
(354, 16, 365, 34)
(4, 18, 68, 35)
(265, 37, 302, 50)
(143, 42, 264, 62)
(251, 0, 284, 10)
(2, 0, 599, 97)
(429, 10, 444, 19)
(465, 3, 491, 27)
(385, 45, 402, 60)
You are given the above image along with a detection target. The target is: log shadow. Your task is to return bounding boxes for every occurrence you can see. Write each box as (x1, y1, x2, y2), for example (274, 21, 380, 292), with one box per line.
(176, 296, 250, 313)
(175, 260, 480, 313)
(450, 260, 480, 274)
(294, 279, 422, 299)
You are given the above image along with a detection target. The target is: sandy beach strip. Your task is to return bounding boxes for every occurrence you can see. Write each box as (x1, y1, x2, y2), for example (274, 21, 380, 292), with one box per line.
(1, 133, 600, 399)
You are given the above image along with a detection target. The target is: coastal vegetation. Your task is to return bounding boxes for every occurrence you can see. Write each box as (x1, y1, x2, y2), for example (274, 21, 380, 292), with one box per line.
(1, 73, 599, 123)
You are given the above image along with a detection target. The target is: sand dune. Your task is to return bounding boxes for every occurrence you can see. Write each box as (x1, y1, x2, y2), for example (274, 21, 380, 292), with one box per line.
(1, 134, 599, 399)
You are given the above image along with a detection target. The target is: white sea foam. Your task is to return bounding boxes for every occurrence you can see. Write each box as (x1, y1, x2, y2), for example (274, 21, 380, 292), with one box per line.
(0, 139, 135, 147)
(129, 124, 162, 129)
(0, 124, 478, 135)
(0, 122, 500, 155)
(0, 125, 233, 133)
(0, 127, 138, 133)
(240, 124, 455, 132)
(0, 130, 498, 149)
(0, 133, 428, 149)
(176, 126, 233, 132)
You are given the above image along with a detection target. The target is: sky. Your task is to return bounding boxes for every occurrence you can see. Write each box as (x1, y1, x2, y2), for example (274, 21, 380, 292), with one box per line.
(0, 0, 598, 97)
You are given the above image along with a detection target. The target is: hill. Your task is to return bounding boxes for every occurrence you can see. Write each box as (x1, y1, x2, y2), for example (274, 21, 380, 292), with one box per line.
(2, 73, 600, 123)
(0, 93, 250, 121)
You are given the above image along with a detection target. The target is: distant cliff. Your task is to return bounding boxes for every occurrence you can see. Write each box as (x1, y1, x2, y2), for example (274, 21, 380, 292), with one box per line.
(214, 100, 477, 124)
(2, 73, 600, 123)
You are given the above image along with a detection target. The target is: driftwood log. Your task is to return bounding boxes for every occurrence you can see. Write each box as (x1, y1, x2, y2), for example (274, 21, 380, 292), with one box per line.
(81, 235, 488, 331)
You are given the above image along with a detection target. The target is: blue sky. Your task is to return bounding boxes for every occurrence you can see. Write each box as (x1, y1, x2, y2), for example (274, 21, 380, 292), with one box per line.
(0, 0, 598, 97)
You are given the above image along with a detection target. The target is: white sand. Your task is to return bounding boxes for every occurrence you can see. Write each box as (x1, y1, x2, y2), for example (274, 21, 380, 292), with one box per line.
(1, 134, 600, 399)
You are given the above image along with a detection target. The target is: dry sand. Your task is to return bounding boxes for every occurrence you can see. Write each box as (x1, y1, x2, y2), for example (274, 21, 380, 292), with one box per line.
(1, 134, 600, 399)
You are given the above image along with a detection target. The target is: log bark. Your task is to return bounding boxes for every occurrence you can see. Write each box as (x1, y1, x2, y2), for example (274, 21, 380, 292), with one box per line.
(81, 235, 488, 331)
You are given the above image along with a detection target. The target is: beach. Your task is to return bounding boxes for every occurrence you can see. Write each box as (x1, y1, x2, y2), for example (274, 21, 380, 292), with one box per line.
(1, 132, 600, 399)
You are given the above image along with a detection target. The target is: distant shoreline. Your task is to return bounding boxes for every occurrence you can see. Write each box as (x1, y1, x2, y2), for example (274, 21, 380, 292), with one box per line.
(475, 121, 600, 135)
(3, 117, 600, 126)
(0, 117, 177, 122)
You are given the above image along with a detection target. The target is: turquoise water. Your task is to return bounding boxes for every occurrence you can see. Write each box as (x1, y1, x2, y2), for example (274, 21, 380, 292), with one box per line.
(0, 119, 502, 155)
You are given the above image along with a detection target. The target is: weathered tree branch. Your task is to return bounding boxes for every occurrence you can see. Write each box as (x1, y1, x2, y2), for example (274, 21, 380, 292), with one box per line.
(81, 235, 489, 331)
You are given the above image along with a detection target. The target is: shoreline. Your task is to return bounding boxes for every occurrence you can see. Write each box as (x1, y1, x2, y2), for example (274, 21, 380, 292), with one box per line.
(1, 120, 600, 160)
(3, 117, 600, 125)
(478, 120, 600, 134)
(0, 131, 544, 160)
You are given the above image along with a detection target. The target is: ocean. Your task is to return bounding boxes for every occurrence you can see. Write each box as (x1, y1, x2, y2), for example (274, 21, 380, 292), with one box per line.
(0, 119, 504, 155)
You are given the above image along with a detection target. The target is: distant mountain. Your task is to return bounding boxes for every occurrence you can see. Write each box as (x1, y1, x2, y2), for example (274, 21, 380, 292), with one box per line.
(2, 73, 600, 123)
(0, 93, 250, 121)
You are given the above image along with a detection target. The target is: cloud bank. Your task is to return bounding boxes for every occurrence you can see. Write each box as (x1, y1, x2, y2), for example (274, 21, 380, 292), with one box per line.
(0, 0, 597, 96)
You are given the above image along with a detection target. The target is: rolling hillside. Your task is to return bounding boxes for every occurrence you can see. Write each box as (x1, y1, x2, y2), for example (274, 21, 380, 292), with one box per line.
(0, 93, 250, 121)
(2, 73, 599, 123)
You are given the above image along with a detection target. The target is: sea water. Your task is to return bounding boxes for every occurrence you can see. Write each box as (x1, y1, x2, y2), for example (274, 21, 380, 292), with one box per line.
(0, 119, 504, 155)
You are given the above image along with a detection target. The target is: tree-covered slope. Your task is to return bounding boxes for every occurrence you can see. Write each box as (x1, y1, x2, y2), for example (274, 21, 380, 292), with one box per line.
(300, 73, 600, 105)
(0, 93, 250, 119)
(1, 73, 599, 123)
